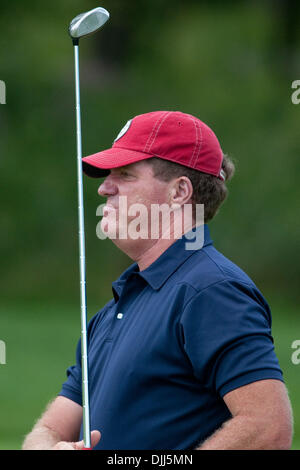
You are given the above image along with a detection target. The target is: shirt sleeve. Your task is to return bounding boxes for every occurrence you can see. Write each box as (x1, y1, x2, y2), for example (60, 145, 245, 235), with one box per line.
(58, 338, 83, 405)
(57, 301, 114, 405)
(180, 279, 284, 398)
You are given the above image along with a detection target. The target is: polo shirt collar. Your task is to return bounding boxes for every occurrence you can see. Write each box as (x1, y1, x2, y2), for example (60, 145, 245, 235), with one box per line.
(138, 224, 212, 290)
(112, 224, 212, 299)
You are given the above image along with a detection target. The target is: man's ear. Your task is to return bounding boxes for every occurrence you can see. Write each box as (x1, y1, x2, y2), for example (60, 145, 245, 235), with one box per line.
(169, 176, 193, 207)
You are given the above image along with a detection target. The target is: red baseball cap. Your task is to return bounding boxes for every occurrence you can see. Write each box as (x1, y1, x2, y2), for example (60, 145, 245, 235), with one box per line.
(82, 111, 225, 181)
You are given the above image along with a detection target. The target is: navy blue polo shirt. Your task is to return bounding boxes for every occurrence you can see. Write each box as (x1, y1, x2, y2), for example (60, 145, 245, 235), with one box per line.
(59, 224, 283, 450)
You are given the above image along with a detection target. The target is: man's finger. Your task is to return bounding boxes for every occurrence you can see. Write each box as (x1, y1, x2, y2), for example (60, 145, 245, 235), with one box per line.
(75, 430, 101, 450)
(52, 441, 76, 450)
(90, 430, 101, 448)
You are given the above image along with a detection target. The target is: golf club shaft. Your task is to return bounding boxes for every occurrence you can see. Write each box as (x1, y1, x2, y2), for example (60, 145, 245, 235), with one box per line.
(73, 42, 91, 450)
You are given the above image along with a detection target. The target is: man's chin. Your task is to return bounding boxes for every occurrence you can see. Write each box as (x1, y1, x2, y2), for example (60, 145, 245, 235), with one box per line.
(101, 219, 130, 241)
(100, 218, 116, 240)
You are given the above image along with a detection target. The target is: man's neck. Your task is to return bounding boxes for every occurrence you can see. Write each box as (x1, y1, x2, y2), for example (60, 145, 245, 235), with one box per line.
(136, 220, 198, 271)
(111, 214, 198, 271)
(136, 236, 178, 271)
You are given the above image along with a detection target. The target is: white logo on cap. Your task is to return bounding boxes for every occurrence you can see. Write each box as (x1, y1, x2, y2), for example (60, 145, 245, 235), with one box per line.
(114, 119, 132, 143)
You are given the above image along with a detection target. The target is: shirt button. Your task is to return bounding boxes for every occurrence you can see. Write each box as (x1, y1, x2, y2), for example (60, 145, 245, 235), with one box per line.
(117, 313, 123, 319)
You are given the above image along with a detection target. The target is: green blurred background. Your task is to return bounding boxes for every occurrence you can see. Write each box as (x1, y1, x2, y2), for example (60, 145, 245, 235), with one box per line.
(1, 0, 299, 450)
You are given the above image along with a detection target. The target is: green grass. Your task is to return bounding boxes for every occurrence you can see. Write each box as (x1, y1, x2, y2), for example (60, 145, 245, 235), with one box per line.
(0, 301, 84, 450)
(0, 299, 299, 450)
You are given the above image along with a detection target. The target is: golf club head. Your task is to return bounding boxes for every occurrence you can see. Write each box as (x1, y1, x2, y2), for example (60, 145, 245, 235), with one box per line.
(69, 7, 109, 40)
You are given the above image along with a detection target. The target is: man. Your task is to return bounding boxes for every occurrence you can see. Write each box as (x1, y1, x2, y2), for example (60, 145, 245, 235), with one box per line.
(23, 111, 293, 450)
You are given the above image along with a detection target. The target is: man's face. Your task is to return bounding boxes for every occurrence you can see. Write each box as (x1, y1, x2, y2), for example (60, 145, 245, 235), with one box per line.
(97, 160, 172, 247)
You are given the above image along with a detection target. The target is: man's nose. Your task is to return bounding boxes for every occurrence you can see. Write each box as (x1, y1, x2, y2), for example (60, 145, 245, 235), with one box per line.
(98, 176, 118, 196)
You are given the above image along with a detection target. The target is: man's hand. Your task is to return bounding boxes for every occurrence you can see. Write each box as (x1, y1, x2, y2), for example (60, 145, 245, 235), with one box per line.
(52, 430, 101, 450)
(22, 397, 100, 450)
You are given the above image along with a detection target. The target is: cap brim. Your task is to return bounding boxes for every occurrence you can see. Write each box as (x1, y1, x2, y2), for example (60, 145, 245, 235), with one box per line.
(82, 147, 153, 178)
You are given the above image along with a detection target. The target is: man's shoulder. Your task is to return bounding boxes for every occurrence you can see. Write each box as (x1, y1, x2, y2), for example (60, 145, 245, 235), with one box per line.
(177, 244, 258, 294)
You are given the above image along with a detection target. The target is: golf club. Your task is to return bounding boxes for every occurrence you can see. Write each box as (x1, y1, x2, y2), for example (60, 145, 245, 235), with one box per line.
(69, 6, 110, 450)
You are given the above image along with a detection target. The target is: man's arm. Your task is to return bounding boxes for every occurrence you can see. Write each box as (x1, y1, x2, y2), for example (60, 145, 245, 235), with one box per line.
(22, 396, 100, 450)
(197, 379, 293, 450)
